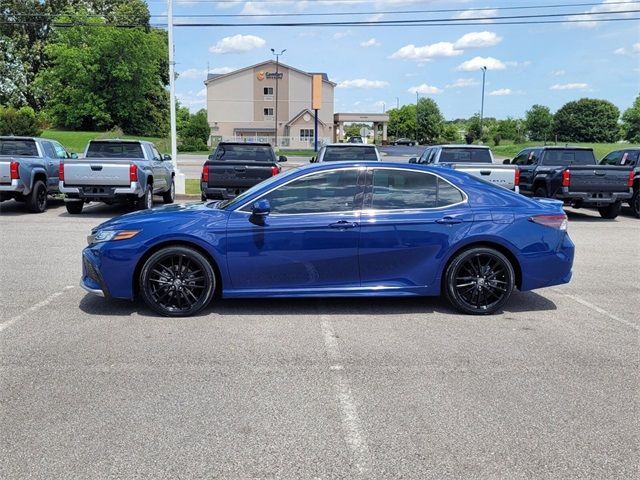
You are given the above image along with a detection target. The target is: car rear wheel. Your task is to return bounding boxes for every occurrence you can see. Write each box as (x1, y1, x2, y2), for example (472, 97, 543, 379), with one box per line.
(444, 247, 515, 315)
(139, 246, 216, 317)
(65, 201, 84, 214)
(630, 189, 639, 218)
(162, 179, 175, 204)
(137, 184, 153, 210)
(534, 186, 548, 198)
(26, 180, 47, 213)
(598, 201, 621, 219)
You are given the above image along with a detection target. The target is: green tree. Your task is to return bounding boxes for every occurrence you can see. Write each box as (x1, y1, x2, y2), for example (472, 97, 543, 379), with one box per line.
(176, 103, 191, 134)
(416, 97, 443, 144)
(554, 98, 620, 143)
(344, 123, 369, 138)
(387, 105, 416, 140)
(182, 109, 210, 143)
(0, 105, 44, 136)
(621, 95, 640, 143)
(465, 115, 482, 144)
(36, 7, 169, 136)
(525, 104, 554, 141)
(440, 123, 462, 143)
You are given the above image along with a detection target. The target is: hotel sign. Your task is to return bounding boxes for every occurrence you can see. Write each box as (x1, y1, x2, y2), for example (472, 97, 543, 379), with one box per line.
(256, 71, 283, 81)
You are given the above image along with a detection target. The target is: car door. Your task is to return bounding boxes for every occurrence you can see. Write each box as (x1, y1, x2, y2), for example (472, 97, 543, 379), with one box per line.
(41, 141, 60, 189)
(225, 167, 365, 292)
(149, 145, 166, 191)
(358, 167, 473, 291)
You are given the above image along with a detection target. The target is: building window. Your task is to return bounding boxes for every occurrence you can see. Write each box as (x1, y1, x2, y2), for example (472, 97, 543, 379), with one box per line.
(263, 87, 274, 95)
(263, 108, 274, 117)
(300, 128, 314, 140)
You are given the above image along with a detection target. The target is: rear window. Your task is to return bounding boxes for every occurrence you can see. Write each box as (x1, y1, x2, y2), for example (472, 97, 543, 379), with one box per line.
(541, 149, 595, 166)
(212, 144, 275, 162)
(86, 142, 144, 158)
(439, 148, 492, 163)
(323, 146, 378, 161)
(0, 139, 38, 156)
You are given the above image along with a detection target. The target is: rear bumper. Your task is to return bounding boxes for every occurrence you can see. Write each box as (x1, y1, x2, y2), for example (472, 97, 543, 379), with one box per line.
(0, 179, 26, 194)
(556, 188, 632, 206)
(60, 181, 144, 200)
(520, 233, 575, 291)
(202, 183, 249, 200)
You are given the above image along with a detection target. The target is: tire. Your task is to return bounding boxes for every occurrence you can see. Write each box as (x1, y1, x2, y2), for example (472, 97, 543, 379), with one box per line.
(444, 247, 515, 315)
(65, 201, 84, 214)
(26, 180, 47, 213)
(136, 184, 153, 210)
(139, 246, 216, 317)
(630, 189, 640, 219)
(201, 194, 207, 202)
(534, 186, 548, 198)
(162, 179, 175, 204)
(598, 201, 621, 219)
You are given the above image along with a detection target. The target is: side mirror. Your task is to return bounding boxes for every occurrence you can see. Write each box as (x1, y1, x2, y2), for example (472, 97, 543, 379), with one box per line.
(502, 159, 511, 165)
(251, 199, 271, 217)
(278, 155, 287, 162)
(163, 154, 172, 162)
(207, 154, 214, 161)
(409, 157, 417, 164)
(310, 156, 316, 163)
(69, 153, 78, 159)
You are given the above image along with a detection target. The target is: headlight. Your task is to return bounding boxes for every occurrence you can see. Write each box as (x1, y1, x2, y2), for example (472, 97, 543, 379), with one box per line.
(88, 229, 141, 245)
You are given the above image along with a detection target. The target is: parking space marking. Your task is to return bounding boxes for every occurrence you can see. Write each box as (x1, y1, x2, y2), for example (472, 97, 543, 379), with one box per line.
(0, 286, 75, 334)
(552, 289, 639, 332)
(320, 316, 373, 477)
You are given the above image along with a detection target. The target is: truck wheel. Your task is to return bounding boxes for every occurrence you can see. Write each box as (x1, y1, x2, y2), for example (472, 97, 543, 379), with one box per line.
(598, 202, 621, 219)
(137, 184, 153, 210)
(630, 190, 640, 219)
(534, 186, 548, 198)
(162, 179, 175, 204)
(26, 180, 47, 213)
(65, 201, 84, 214)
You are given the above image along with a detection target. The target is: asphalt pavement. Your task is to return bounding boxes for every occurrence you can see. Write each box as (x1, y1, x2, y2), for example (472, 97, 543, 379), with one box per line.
(0, 199, 638, 479)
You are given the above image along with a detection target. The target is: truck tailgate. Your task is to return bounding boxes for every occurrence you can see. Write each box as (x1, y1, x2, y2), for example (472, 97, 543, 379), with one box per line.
(568, 166, 630, 193)
(63, 161, 131, 186)
(0, 159, 11, 184)
(206, 162, 275, 189)
(449, 163, 517, 190)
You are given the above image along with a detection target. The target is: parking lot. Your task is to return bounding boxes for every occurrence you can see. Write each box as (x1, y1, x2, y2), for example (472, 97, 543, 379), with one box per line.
(0, 197, 638, 479)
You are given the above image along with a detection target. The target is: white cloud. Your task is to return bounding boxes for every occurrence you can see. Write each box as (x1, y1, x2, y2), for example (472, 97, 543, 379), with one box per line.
(360, 38, 380, 48)
(456, 56, 507, 71)
(505, 60, 531, 68)
(453, 31, 502, 49)
(177, 91, 206, 112)
(211, 66, 236, 74)
(489, 88, 512, 96)
(333, 30, 353, 40)
(446, 78, 479, 89)
(614, 47, 627, 55)
(551, 69, 566, 76)
(615, 43, 640, 55)
(550, 83, 590, 90)
(197, 88, 207, 97)
(180, 68, 207, 79)
(635, 43, 640, 53)
(408, 83, 443, 94)
(209, 34, 266, 54)
(568, 0, 638, 28)
(337, 78, 389, 88)
(391, 42, 462, 61)
(454, 9, 498, 21)
(240, 2, 271, 15)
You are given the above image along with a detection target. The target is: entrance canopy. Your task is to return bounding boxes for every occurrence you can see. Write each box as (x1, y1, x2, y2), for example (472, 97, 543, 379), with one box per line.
(333, 112, 390, 143)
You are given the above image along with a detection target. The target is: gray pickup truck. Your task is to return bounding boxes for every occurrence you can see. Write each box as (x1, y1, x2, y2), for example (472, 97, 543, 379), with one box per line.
(0, 136, 77, 213)
(60, 139, 175, 214)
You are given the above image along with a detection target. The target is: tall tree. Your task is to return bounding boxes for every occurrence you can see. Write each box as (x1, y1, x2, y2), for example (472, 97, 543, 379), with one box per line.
(525, 104, 554, 141)
(621, 95, 640, 143)
(416, 97, 444, 144)
(387, 105, 417, 140)
(554, 98, 620, 143)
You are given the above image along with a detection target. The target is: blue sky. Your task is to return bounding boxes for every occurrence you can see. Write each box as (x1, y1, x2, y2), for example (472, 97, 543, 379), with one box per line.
(146, 0, 640, 119)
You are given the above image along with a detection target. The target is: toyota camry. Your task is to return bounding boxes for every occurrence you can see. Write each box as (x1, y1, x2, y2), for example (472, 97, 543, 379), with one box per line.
(81, 162, 574, 316)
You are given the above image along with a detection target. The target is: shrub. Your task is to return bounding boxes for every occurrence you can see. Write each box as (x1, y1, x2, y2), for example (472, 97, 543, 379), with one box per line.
(0, 105, 44, 136)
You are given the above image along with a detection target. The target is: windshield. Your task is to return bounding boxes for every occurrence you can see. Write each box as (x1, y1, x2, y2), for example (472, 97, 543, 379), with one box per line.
(0, 139, 38, 156)
(213, 144, 275, 162)
(323, 146, 378, 161)
(439, 148, 492, 163)
(86, 142, 144, 158)
(541, 149, 595, 166)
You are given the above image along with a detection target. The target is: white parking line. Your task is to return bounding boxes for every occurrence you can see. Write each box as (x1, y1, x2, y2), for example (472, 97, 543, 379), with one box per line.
(320, 316, 373, 477)
(552, 289, 639, 332)
(0, 286, 75, 333)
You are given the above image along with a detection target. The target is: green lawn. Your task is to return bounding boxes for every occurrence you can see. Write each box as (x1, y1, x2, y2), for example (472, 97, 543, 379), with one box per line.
(491, 141, 639, 160)
(276, 149, 317, 157)
(185, 179, 200, 196)
(41, 129, 170, 154)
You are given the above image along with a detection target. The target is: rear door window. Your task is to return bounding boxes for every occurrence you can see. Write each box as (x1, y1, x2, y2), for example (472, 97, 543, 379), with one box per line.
(42, 141, 56, 158)
(0, 139, 38, 156)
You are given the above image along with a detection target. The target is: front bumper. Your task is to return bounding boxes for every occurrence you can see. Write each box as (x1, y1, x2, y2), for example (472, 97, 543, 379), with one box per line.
(60, 181, 144, 200)
(81, 249, 110, 298)
(556, 188, 632, 206)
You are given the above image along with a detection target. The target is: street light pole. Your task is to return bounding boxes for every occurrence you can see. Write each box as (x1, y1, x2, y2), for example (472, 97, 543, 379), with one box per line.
(415, 91, 419, 145)
(167, 0, 185, 194)
(271, 48, 286, 148)
(480, 66, 487, 139)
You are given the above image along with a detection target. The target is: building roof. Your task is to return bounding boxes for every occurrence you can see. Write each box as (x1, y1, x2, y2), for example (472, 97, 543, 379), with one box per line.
(286, 109, 327, 127)
(204, 60, 335, 86)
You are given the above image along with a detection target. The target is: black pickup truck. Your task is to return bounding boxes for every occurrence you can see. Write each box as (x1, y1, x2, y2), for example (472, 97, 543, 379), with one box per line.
(509, 147, 633, 219)
(201, 142, 287, 200)
(600, 147, 640, 218)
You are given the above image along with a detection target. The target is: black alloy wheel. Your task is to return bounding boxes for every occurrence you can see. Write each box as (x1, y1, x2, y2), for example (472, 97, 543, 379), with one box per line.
(630, 189, 640, 219)
(445, 247, 515, 315)
(140, 246, 215, 317)
(26, 180, 47, 213)
(162, 179, 175, 204)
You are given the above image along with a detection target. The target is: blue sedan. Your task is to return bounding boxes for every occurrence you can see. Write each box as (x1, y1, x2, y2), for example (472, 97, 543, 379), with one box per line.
(81, 162, 574, 316)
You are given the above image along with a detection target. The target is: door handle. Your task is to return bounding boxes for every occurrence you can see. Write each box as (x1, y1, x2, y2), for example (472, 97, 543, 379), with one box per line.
(479, 170, 491, 176)
(329, 221, 358, 229)
(436, 216, 463, 225)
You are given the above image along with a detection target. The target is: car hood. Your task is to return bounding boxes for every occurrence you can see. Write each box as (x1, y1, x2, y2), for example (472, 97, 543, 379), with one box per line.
(93, 202, 228, 232)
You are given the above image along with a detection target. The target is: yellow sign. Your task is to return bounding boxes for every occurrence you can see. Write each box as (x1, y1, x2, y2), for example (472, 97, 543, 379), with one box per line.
(312, 74, 322, 110)
(256, 71, 265, 81)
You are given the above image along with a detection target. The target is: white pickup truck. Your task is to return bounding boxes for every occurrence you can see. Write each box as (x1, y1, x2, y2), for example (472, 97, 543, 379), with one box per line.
(409, 145, 519, 192)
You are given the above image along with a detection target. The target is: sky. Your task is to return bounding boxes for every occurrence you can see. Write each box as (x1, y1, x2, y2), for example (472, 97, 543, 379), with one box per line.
(145, 0, 640, 119)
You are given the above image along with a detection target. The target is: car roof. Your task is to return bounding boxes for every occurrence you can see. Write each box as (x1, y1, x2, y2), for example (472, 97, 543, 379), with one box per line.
(324, 143, 377, 148)
(218, 142, 273, 147)
(536, 146, 593, 150)
(88, 139, 151, 144)
(0, 136, 44, 141)
(433, 144, 491, 150)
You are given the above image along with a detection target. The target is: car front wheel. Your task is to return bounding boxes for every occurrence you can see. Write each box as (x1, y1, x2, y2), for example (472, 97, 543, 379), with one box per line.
(139, 246, 216, 317)
(444, 247, 515, 315)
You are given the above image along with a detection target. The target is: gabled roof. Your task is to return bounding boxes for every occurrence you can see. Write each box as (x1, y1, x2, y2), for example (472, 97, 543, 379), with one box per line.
(204, 60, 335, 86)
(286, 109, 327, 127)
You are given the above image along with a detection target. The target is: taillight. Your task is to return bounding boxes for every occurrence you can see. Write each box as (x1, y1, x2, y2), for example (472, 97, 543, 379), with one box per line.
(562, 169, 570, 188)
(271, 166, 280, 176)
(629, 170, 634, 188)
(10, 161, 19, 180)
(202, 165, 209, 183)
(58, 162, 64, 182)
(529, 214, 568, 231)
(514, 169, 520, 187)
(129, 164, 138, 183)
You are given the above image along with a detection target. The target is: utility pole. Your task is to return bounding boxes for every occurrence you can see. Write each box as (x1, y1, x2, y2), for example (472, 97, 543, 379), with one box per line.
(271, 48, 286, 148)
(396, 97, 399, 109)
(480, 66, 487, 140)
(167, 0, 185, 194)
(415, 91, 419, 145)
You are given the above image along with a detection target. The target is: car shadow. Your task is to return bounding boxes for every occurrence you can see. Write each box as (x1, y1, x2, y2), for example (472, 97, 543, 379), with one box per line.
(0, 197, 67, 216)
(56, 201, 141, 219)
(78, 289, 556, 319)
